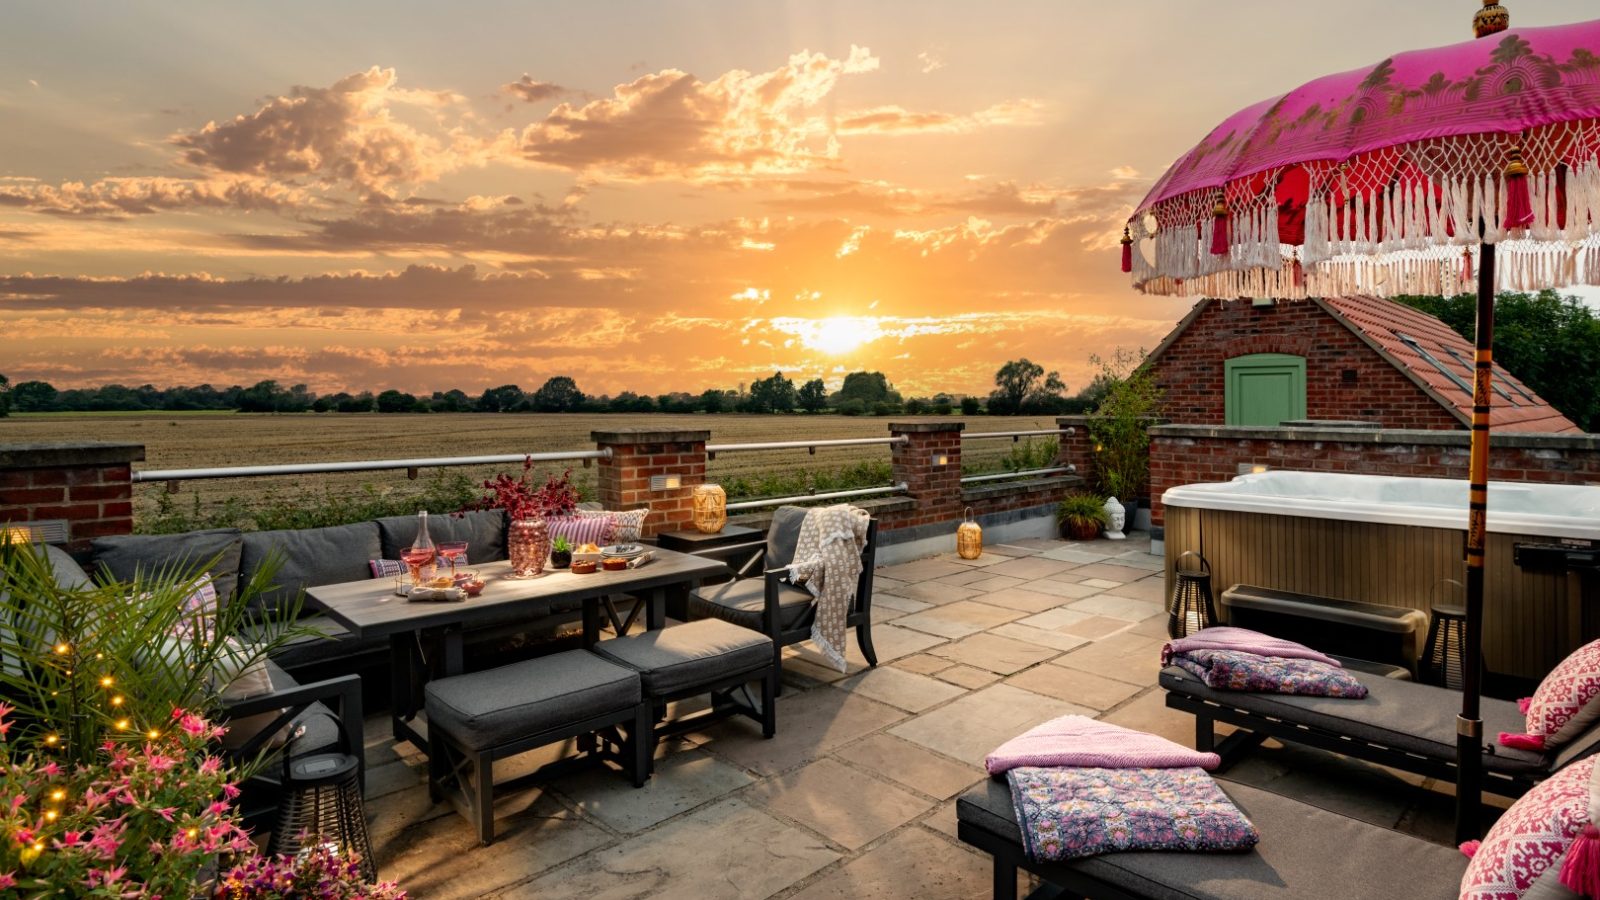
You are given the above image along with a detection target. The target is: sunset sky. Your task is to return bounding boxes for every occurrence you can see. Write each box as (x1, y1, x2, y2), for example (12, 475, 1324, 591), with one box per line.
(3, 1, 1594, 398)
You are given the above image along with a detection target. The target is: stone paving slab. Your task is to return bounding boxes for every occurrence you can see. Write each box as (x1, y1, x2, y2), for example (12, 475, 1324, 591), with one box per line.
(893, 599, 1023, 639)
(983, 556, 1080, 580)
(990, 621, 1089, 654)
(890, 684, 1093, 766)
(929, 632, 1062, 674)
(832, 733, 985, 801)
(935, 664, 1003, 690)
(1005, 664, 1143, 711)
(699, 685, 907, 776)
(894, 580, 986, 606)
(872, 593, 932, 614)
(785, 827, 993, 900)
(977, 586, 1073, 613)
(554, 748, 754, 833)
(836, 665, 968, 712)
(746, 758, 932, 850)
(1019, 578, 1099, 599)
(892, 653, 955, 676)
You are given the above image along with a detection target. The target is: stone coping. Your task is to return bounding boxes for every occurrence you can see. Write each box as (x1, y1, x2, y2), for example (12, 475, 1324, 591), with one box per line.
(0, 442, 147, 468)
(887, 421, 965, 433)
(591, 429, 711, 444)
(1151, 423, 1600, 450)
(961, 475, 1084, 504)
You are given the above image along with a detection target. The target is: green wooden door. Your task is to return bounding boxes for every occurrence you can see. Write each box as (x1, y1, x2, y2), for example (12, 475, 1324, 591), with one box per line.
(1225, 354, 1307, 426)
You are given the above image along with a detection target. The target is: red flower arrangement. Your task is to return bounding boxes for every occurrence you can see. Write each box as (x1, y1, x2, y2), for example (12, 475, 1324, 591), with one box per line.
(470, 458, 580, 521)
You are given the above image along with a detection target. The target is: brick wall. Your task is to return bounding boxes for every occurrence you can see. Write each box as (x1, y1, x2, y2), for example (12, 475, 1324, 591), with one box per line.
(593, 429, 710, 538)
(889, 422, 965, 528)
(1148, 424, 1600, 526)
(1149, 298, 1463, 430)
(0, 444, 145, 552)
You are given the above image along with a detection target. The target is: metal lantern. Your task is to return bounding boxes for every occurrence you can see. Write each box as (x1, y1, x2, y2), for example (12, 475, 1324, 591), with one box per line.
(1167, 551, 1217, 639)
(267, 752, 376, 883)
(692, 483, 727, 534)
(956, 507, 983, 560)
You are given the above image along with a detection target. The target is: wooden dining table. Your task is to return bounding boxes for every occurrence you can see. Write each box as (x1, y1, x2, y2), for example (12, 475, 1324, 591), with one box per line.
(305, 551, 729, 750)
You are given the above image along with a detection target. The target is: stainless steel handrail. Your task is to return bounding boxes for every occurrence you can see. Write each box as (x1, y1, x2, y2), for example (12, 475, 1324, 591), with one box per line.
(133, 448, 611, 489)
(706, 436, 907, 459)
(961, 429, 1074, 441)
(959, 466, 1075, 484)
(724, 482, 909, 512)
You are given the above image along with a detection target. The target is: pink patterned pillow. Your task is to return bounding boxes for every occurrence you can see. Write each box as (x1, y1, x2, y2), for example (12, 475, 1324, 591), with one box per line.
(546, 515, 616, 547)
(1526, 640, 1600, 749)
(1460, 756, 1597, 898)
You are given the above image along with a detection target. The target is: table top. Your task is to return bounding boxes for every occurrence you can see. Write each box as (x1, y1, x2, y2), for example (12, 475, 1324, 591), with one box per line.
(305, 550, 728, 638)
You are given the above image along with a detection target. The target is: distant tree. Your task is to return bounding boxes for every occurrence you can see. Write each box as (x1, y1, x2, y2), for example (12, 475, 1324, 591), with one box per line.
(990, 358, 1067, 415)
(834, 371, 901, 408)
(960, 396, 982, 416)
(699, 388, 727, 414)
(237, 380, 288, 413)
(0, 373, 10, 417)
(478, 384, 524, 413)
(10, 380, 57, 412)
(932, 394, 954, 416)
(748, 372, 797, 413)
(311, 396, 335, 413)
(797, 379, 828, 414)
(837, 398, 867, 416)
(428, 389, 472, 413)
(531, 376, 586, 412)
(904, 398, 928, 415)
(335, 392, 374, 413)
(375, 390, 418, 413)
(657, 392, 696, 414)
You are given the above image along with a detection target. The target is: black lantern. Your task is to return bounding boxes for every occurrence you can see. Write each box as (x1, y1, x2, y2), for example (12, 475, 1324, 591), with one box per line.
(1423, 602, 1469, 689)
(267, 752, 376, 883)
(1167, 551, 1217, 639)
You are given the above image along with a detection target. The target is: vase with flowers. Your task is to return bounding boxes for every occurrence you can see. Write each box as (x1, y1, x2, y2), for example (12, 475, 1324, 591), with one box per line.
(473, 459, 581, 577)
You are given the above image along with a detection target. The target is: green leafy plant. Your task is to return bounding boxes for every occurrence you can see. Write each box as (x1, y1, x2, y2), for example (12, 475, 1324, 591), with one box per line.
(1055, 492, 1111, 528)
(1085, 349, 1163, 500)
(551, 535, 573, 553)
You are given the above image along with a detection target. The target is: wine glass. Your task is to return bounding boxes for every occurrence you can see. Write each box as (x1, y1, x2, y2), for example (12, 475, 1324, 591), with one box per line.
(438, 541, 469, 581)
(400, 546, 437, 587)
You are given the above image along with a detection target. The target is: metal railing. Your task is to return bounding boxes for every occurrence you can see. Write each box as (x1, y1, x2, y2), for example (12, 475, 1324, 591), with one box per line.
(133, 449, 610, 491)
(724, 482, 909, 512)
(961, 428, 1074, 442)
(705, 436, 906, 460)
(960, 466, 1076, 485)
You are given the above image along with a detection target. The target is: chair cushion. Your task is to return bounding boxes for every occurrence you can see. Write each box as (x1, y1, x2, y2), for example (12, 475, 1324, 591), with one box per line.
(957, 777, 1467, 900)
(239, 522, 381, 619)
(376, 509, 506, 565)
(91, 528, 244, 603)
(765, 506, 807, 570)
(242, 614, 390, 671)
(425, 650, 641, 751)
(1161, 665, 1545, 776)
(591, 619, 772, 697)
(688, 577, 817, 633)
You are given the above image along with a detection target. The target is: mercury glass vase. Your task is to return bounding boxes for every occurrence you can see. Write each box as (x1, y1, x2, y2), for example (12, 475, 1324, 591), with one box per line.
(508, 518, 551, 577)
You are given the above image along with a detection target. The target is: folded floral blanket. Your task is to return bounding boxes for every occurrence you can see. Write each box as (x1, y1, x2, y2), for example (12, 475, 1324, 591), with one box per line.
(986, 715, 1220, 776)
(1171, 648, 1369, 698)
(1162, 626, 1341, 667)
(1008, 766, 1260, 862)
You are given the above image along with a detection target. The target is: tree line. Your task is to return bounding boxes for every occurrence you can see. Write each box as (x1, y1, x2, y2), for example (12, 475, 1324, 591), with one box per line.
(0, 362, 1099, 418)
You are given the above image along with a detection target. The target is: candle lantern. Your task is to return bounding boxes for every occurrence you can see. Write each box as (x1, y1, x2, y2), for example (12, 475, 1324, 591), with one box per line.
(956, 507, 983, 560)
(692, 484, 727, 534)
(1167, 551, 1217, 639)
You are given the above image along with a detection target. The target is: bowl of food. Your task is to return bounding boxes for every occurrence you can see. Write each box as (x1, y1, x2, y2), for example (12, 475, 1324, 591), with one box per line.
(570, 559, 598, 574)
(572, 542, 604, 567)
(601, 557, 629, 571)
(460, 578, 486, 597)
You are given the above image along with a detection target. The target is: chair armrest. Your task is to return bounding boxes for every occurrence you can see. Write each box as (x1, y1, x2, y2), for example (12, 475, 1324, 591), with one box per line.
(223, 673, 364, 767)
(762, 570, 790, 641)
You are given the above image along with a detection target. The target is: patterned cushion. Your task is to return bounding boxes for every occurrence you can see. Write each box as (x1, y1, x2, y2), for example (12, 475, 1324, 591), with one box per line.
(176, 577, 220, 641)
(1461, 756, 1597, 898)
(369, 559, 405, 579)
(547, 515, 617, 547)
(1006, 766, 1260, 862)
(1170, 649, 1370, 698)
(576, 508, 648, 543)
(1526, 640, 1600, 749)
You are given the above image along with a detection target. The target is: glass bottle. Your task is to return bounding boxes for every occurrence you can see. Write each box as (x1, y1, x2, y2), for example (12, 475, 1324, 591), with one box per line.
(403, 511, 437, 586)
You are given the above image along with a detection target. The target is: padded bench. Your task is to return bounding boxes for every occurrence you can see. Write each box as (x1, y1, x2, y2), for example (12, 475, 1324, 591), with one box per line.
(425, 650, 649, 845)
(1221, 585, 1428, 675)
(592, 618, 776, 769)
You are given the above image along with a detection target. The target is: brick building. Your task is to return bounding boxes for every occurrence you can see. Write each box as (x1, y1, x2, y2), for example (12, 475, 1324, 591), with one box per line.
(1144, 295, 1579, 434)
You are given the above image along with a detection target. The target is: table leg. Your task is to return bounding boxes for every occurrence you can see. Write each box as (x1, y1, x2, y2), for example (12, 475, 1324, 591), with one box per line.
(390, 635, 416, 744)
(439, 625, 464, 677)
(647, 587, 667, 631)
(582, 598, 600, 647)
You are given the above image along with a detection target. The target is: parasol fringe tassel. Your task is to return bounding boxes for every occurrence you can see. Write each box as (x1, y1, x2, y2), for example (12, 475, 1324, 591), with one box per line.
(1503, 147, 1536, 232)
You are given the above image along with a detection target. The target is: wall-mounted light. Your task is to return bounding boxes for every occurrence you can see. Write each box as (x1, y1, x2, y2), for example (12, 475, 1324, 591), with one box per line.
(2, 520, 68, 544)
(1236, 463, 1270, 476)
(649, 475, 683, 491)
(932, 452, 950, 467)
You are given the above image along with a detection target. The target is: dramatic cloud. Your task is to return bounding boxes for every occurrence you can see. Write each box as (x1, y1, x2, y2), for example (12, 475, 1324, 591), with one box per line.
(503, 75, 567, 104)
(516, 46, 879, 180)
(836, 99, 1043, 135)
(0, 176, 312, 218)
(172, 66, 477, 192)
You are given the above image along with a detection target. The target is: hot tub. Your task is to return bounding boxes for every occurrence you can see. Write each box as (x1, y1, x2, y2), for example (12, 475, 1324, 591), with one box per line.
(1162, 471, 1600, 680)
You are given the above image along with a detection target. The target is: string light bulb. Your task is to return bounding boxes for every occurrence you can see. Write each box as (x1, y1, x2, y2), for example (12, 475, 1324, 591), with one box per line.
(99, 675, 113, 687)
(110, 696, 124, 707)
(115, 719, 130, 731)
(43, 734, 58, 746)
(43, 811, 57, 823)
(49, 789, 65, 802)
(146, 729, 160, 740)
(53, 643, 69, 656)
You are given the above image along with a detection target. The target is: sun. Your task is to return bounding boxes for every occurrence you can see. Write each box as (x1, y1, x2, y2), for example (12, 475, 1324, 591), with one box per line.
(804, 316, 880, 355)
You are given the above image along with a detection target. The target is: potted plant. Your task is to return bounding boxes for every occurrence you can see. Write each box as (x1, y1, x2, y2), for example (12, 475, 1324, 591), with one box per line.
(550, 535, 573, 569)
(1086, 348, 1164, 533)
(471, 460, 581, 577)
(1056, 492, 1110, 541)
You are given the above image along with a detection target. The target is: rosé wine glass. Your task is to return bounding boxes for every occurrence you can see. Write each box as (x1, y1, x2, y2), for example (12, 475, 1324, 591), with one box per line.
(438, 541, 469, 580)
(401, 546, 437, 587)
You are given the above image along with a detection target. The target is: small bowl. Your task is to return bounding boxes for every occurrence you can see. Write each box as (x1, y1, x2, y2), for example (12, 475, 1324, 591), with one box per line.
(602, 557, 628, 571)
(461, 579, 485, 597)
(571, 560, 598, 574)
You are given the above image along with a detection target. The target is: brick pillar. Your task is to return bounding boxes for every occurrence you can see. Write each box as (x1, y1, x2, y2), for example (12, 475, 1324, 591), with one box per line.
(0, 443, 146, 553)
(890, 421, 964, 528)
(592, 429, 710, 538)
(1055, 416, 1094, 486)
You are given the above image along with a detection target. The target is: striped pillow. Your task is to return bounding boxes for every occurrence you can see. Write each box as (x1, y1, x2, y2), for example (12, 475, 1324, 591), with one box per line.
(547, 515, 617, 547)
(577, 508, 649, 543)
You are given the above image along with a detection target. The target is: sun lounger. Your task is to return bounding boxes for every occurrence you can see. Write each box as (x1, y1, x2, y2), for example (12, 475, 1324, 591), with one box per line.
(1162, 664, 1600, 796)
(957, 776, 1466, 900)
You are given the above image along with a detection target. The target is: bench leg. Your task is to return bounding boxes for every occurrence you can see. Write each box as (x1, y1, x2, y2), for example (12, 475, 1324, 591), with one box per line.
(773, 641, 786, 698)
(992, 853, 1019, 900)
(632, 704, 652, 786)
(1195, 713, 1216, 754)
(474, 752, 495, 846)
(762, 670, 777, 739)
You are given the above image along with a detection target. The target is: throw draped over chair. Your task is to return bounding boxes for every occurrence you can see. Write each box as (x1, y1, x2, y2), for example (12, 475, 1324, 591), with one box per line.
(687, 506, 878, 686)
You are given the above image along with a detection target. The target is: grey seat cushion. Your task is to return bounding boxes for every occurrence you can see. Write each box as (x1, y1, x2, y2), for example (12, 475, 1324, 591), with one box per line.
(688, 577, 816, 633)
(260, 660, 344, 755)
(765, 506, 807, 570)
(239, 522, 381, 619)
(425, 650, 641, 751)
(91, 528, 245, 602)
(591, 619, 772, 696)
(1160, 665, 1544, 775)
(957, 777, 1466, 900)
(376, 509, 506, 565)
(241, 615, 390, 671)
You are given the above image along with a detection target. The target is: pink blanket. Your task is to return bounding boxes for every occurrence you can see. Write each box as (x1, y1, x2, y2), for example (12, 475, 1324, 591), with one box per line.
(985, 715, 1221, 776)
(1162, 626, 1340, 668)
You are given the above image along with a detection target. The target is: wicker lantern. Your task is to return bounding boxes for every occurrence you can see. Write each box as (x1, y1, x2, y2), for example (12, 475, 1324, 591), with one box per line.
(692, 483, 727, 534)
(956, 507, 983, 560)
(267, 752, 376, 883)
(1167, 551, 1217, 639)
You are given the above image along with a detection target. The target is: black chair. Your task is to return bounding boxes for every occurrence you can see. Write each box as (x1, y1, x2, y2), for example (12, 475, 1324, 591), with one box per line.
(686, 506, 878, 688)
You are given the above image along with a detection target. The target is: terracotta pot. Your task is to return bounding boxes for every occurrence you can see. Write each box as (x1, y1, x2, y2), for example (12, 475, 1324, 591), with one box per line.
(1061, 519, 1101, 541)
(508, 518, 551, 577)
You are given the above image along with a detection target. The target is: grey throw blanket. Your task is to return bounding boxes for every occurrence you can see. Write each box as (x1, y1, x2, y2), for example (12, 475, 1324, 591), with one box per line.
(787, 504, 870, 672)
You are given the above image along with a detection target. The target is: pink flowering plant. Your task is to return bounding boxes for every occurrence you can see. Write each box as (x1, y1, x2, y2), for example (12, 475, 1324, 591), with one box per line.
(218, 841, 405, 899)
(470, 460, 581, 520)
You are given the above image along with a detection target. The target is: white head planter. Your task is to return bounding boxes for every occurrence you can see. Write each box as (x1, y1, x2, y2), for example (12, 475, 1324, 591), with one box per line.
(1103, 496, 1127, 541)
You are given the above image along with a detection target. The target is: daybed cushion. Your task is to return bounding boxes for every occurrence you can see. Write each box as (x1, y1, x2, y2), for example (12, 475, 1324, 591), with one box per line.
(688, 577, 817, 632)
(376, 509, 506, 565)
(1162, 665, 1545, 776)
(591, 619, 771, 696)
(765, 506, 807, 570)
(957, 776, 1466, 900)
(239, 522, 381, 618)
(91, 528, 244, 602)
(425, 650, 640, 750)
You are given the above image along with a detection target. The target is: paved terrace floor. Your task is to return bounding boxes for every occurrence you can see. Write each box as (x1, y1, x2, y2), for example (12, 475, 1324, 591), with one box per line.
(360, 533, 1467, 899)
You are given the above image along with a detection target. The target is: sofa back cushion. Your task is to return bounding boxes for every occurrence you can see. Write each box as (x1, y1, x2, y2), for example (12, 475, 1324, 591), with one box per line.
(240, 522, 381, 618)
(91, 528, 244, 602)
(376, 509, 506, 565)
(766, 506, 808, 570)
(42, 544, 94, 592)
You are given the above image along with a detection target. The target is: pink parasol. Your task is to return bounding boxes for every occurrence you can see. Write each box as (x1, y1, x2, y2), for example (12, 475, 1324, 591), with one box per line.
(1123, 3, 1600, 861)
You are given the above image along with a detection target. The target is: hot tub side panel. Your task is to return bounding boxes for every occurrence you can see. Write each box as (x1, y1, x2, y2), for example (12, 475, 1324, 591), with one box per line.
(1163, 505, 1576, 680)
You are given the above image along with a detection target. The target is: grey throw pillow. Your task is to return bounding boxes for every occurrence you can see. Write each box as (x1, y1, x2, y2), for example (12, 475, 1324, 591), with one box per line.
(91, 528, 244, 602)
